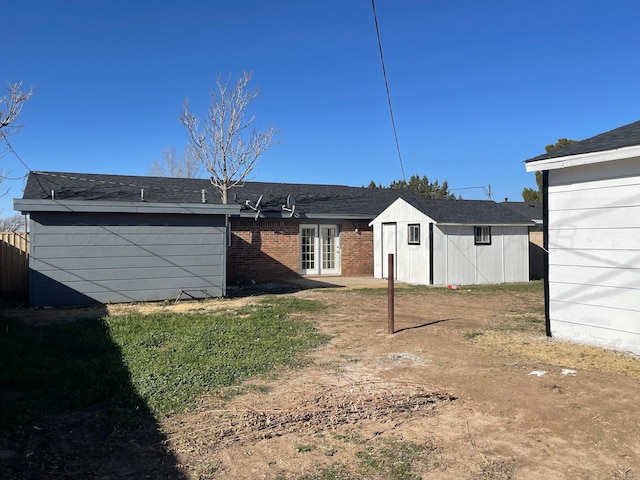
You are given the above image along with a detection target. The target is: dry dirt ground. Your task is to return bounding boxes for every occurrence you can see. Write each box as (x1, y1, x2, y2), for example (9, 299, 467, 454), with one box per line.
(160, 285, 640, 479)
(4, 284, 640, 479)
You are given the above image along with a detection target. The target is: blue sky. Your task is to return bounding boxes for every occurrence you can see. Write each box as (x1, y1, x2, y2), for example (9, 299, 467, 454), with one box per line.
(2, 0, 639, 215)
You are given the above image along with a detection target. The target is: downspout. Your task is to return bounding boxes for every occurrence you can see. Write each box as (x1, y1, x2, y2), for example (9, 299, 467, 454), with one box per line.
(543, 170, 551, 337)
(429, 223, 434, 285)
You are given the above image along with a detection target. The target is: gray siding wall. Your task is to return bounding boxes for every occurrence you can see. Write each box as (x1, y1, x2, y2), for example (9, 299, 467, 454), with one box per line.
(29, 212, 226, 306)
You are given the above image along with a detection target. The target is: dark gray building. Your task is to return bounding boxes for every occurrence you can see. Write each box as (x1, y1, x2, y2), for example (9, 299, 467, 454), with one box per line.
(15, 172, 239, 306)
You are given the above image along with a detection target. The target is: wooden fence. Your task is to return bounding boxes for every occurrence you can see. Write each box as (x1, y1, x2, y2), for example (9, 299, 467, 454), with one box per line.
(529, 231, 545, 280)
(0, 232, 29, 294)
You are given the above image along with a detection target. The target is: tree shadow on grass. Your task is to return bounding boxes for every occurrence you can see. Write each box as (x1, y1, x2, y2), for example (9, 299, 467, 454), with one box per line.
(0, 310, 186, 479)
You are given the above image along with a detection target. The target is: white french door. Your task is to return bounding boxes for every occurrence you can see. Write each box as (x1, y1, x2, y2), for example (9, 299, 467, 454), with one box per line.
(300, 224, 340, 275)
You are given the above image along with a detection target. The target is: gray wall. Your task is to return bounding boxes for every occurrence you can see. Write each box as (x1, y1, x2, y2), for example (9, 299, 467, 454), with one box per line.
(29, 212, 226, 306)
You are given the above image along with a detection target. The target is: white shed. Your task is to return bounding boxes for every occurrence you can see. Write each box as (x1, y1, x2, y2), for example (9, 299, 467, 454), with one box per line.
(369, 197, 531, 286)
(525, 119, 640, 355)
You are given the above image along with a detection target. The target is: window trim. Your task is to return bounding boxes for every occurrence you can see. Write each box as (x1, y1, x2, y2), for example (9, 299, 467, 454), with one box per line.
(408, 223, 420, 245)
(474, 225, 491, 245)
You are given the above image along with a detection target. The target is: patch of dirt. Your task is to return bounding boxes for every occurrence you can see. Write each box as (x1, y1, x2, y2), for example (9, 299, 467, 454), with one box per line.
(162, 286, 640, 479)
(3, 284, 640, 479)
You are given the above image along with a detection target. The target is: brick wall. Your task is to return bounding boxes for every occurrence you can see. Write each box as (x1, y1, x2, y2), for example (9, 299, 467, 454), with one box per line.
(227, 218, 374, 283)
(339, 220, 373, 276)
(227, 219, 300, 283)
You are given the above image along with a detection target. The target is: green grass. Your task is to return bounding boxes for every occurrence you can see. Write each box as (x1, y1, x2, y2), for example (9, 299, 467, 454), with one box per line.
(295, 436, 439, 480)
(0, 296, 328, 429)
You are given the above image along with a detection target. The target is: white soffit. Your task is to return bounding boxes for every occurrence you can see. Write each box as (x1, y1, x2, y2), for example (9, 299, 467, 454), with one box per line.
(525, 145, 640, 172)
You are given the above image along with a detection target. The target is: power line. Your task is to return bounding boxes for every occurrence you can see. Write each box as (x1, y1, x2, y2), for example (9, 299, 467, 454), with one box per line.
(1, 135, 32, 172)
(371, 0, 406, 182)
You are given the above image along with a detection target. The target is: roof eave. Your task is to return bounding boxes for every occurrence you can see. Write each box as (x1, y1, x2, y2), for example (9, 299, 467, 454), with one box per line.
(525, 145, 640, 172)
(233, 211, 375, 220)
(13, 199, 240, 215)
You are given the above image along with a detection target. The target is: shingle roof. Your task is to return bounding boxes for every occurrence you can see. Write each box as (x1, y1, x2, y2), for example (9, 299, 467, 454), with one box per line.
(525, 120, 640, 162)
(21, 171, 423, 218)
(402, 196, 532, 225)
(21, 171, 531, 224)
(500, 201, 542, 222)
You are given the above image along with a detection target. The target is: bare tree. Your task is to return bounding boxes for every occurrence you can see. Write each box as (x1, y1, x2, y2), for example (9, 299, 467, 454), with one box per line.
(179, 72, 278, 204)
(0, 82, 35, 207)
(148, 145, 202, 178)
(0, 82, 36, 142)
(0, 213, 26, 232)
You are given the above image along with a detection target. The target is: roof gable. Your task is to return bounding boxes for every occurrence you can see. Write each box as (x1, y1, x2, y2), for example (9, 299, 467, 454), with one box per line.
(369, 198, 435, 225)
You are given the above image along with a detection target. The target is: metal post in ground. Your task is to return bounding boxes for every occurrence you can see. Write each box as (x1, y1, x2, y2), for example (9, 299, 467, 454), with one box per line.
(388, 253, 394, 334)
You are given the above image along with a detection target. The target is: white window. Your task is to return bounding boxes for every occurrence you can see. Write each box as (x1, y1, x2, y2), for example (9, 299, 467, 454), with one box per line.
(474, 226, 491, 245)
(408, 224, 420, 245)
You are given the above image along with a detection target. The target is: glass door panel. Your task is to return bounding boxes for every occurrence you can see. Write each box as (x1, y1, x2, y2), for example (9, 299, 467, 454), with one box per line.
(300, 224, 340, 275)
(300, 226, 317, 273)
(320, 225, 340, 274)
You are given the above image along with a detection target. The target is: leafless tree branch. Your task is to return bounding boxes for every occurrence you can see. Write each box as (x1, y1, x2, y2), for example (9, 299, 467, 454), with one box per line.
(179, 72, 278, 204)
(148, 145, 202, 178)
(0, 213, 26, 232)
(0, 82, 36, 141)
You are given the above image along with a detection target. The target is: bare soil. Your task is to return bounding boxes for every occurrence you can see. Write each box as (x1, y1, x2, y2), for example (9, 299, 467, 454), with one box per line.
(3, 284, 640, 479)
(164, 286, 640, 479)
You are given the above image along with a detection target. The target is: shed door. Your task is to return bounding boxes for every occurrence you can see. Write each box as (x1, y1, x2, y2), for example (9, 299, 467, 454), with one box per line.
(381, 222, 397, 279)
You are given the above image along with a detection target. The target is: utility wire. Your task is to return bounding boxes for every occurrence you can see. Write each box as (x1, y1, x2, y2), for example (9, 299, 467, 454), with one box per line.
(2, 135, 32, 172)
(371, 0, 406, 182)
(1, 135, 54, 202)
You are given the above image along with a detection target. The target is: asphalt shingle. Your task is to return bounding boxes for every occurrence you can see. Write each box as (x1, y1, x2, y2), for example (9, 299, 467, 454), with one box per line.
(525, 119, 640, 162)
(21, 171, 531, 224)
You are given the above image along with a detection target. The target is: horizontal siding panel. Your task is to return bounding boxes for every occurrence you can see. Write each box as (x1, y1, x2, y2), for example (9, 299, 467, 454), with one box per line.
(30, 265, 223, 284)
(32, 255, 223, 271)
(33, 232, 224, 248)
(550, 173, 640, 193)
(549, 264, 640, 290)
(549, 182, 640, 211)
(550, 315, 640, 355)
(550, 248, 640, 269)
(549, 281, 639, 312)
(550, 157, 640, 187)
(31, 224, 224, 235)
(549, 205, 640, 229)
(29, 211, 227, 306)
(33, 286, 223, 306)
(548, 227, 640, 250)
(31, 274, 223, 295)
(33, 244, 223, 259)
(550, 300, 640, 337)
(32, 212, 226, 229)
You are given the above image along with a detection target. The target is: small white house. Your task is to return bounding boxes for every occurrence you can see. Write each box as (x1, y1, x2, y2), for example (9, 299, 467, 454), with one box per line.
(369, 197, 532, 286)
(525, 119, 640, 355)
